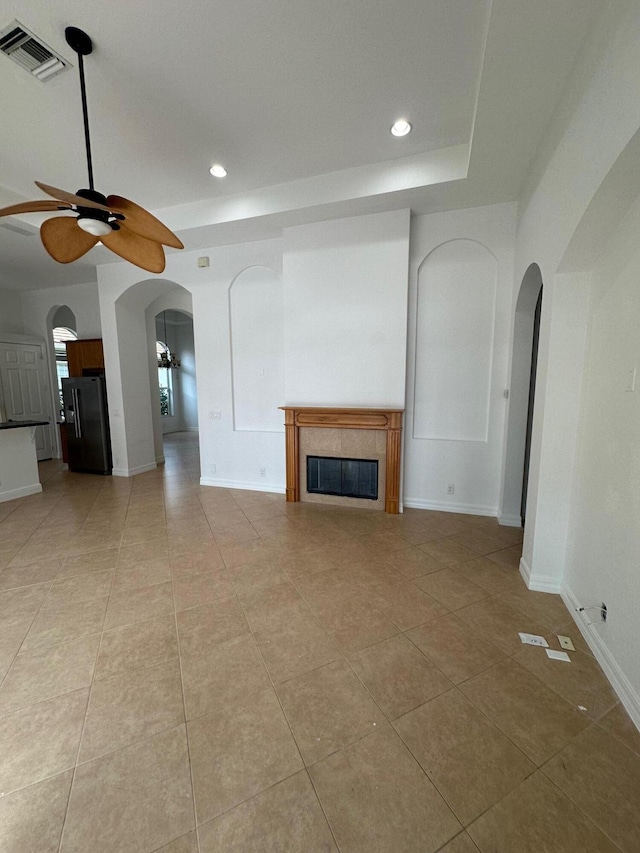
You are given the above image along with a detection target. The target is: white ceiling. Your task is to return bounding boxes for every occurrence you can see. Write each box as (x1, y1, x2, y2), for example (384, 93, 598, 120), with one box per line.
(0, 0, 601, 290)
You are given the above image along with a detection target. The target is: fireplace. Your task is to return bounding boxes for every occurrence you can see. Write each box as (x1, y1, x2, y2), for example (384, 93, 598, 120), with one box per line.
(307, 456, 379, 500)
(280, 407, 403, 513)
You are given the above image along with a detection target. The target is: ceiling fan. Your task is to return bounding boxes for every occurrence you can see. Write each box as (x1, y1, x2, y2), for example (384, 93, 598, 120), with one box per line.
(0, 26, 183, 273)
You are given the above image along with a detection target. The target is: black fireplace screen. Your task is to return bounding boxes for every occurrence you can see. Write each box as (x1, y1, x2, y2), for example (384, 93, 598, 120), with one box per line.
(306, 455, 378, 500)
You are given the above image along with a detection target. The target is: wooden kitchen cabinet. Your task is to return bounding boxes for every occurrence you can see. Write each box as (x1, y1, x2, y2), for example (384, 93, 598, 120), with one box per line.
(66, 339, 104, 376)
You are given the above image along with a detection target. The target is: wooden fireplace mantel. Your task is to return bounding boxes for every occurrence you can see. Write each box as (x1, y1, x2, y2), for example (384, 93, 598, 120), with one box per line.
(279, 406, 404, 513)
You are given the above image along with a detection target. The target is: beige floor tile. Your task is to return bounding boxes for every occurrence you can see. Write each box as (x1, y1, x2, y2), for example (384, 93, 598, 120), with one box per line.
(0, 689, 88, 795)
(0, 558, 62, 591)
(291, 568, 360, 616)
(514, 644, 618, 720)
(155, 832, 198, 852)
(58, 547, 118, 578)
(451, 556, 517, 594)
(383, 546, 447, 579)
(497, 583, 571, 629)
(0, 582, 50, 619)
(0, 769, 73, 853)
(213, 521, 260, 546)
(449, 529, 508, 556)
(117, 540, 169, 568)
(350, 633, 452, 719)
(277, 548, 336, 578)
(454, 596, 553, 655)
(316, 594, 399, 654)
(21, 596, 108, 652)
(460, 659, 590, 765)
(120, 522, 168, 547)
(189, 687, 303, 823)
(276, 659, 385, 765)
(218, 538, 274, 569)
(79, 659, 185, 762)
(543, 724, 640, 852)
(0, 632, 100, 715)
(198, 770, 337, 853)
(253, 613, 341, 684)
(169, 542, 225, 577)
(407, 613, 507, 684)
(598, 703, 640, 756)
(229, 560, 289, 596)
(418, 538, 478, 566)
(240, 580, 311, 631)
(172, 570, 235, 611)
(0, 615, 32, 681)
(467, 771, 619, 853)
(484, 545, 522, 570)
(177, 597, 250, 660)
(414, 568, 488, 611)
(104, 581, 174, 630)
(95, 613, 179, 681)
(436, 832, 481, 852)
(61, 725, 194, 853)
(309, 726, 461, 853)
(181, 633, 271, 720)
(367, 580, 449, 630)
(395, 688, 534, 825)
(111, 557, 172, 591)
(44, 569, 114, 608)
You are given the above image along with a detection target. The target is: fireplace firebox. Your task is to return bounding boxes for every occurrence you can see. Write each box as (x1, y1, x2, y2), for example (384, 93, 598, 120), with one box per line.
(307, 455, 378, 500)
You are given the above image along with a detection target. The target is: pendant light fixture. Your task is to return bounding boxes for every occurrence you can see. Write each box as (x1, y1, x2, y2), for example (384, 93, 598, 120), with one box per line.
(158, 311, 181, 369)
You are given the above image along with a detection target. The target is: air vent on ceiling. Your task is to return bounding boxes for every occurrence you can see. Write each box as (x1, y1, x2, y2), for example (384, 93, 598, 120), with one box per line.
(0, 20, 69, 81)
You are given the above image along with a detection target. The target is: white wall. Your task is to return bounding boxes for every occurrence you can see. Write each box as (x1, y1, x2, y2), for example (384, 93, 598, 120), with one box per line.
(0, 290, 24, 335)
(404, 203, 516, 514)
(283, 210, 410, 408)
(564, 238, 640, 711)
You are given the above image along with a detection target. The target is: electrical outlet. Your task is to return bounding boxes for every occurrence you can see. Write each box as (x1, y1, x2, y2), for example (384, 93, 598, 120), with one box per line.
(557, 635, 575, 651)
(211, 464, 216, 474)
(601, 602, 607, 622)
(259, 467, 266, 477)
(447, 484, 455, 495)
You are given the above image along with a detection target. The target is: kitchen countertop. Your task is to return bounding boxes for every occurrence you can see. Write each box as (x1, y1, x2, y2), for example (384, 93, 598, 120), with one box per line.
(0, 420, 49, 431)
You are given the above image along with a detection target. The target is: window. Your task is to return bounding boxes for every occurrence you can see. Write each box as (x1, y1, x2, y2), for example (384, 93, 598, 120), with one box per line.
(52, 326, 77, 416)
(156, 341, 173, 417)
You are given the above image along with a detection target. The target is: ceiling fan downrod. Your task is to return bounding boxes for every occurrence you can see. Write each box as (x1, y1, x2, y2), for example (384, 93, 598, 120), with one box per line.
(65, 27, 95, 192)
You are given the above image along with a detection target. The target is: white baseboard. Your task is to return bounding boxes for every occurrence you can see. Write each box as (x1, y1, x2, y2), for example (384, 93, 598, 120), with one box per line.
(402, 498, 496, 517)
(519, 556, 563, 593)
(0, 482, 42, 503)
(112, 461, 158, 478)
(563, 584, 640, 731)
(199, 477, 285, 495)
(498, 513, 522, 528)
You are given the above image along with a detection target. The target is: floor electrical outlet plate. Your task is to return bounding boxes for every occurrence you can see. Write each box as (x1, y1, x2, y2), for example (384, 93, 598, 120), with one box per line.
(557, 635, 575, 651)
(518, 632, 549, 647)
(546, 649, 571, 662)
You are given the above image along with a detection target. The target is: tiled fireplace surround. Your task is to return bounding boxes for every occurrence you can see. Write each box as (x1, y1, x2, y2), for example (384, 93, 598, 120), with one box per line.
(280, 407, 403, 513)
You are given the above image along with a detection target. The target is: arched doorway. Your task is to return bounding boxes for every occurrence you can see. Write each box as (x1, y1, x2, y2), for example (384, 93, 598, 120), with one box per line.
(500, 263, 543, 527)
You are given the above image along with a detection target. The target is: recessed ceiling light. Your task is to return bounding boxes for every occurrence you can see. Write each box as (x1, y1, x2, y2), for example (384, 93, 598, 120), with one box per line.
(209, 164, 227, 178)
(391, 119, 412, 137)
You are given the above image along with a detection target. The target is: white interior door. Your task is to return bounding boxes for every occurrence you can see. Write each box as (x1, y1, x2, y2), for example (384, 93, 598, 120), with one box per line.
(0, 341, 53, 460)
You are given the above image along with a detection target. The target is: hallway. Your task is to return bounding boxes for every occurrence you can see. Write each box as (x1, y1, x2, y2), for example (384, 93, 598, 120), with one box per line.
(0, 432, 638, 852)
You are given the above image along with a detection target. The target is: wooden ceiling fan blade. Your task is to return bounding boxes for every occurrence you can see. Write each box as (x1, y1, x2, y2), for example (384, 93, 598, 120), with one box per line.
(106, 196, 184, 249)
(40, 217, 99, 263)
(0, 200, 72, 217)
(35, 181, 111, 212)
(101, 228, 166, 273)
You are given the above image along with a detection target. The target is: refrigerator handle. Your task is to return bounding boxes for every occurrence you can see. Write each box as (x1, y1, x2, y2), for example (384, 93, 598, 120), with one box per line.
(72, 387, 82, 439)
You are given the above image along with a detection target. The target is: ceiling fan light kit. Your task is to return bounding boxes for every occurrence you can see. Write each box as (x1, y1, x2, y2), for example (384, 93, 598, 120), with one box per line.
(0, 26, 184, 273)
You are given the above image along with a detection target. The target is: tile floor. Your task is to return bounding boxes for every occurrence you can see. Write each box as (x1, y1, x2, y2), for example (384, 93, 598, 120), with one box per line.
(0, 431, 638, 852)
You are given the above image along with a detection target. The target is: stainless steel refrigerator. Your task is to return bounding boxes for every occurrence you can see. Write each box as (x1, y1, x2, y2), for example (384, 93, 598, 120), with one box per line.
(62, 376, 112, 474)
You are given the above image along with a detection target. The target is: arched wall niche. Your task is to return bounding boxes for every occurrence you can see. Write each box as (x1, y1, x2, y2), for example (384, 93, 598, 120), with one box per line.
(413, 238, 497, 443)
(228, 265, 284, 433)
